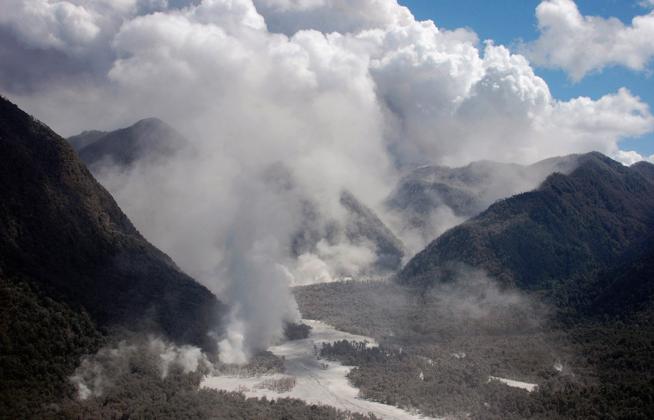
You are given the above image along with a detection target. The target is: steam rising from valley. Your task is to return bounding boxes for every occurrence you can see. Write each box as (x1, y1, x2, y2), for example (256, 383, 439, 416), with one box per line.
(2, 0, 654, 363)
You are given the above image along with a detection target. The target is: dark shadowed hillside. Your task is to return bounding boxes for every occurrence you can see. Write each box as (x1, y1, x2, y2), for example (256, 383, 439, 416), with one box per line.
(399, 153, 654, 294)
(632, 160, 654, 183)
(0, 96, 224, 350)
(581, 234, 654, 318)
(0, 275, 103, 415)
(69, 117, 188, 168)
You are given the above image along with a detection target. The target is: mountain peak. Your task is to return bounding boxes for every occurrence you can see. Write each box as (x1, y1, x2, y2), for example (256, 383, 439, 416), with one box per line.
(133, 116, 165, 126)
(129, 117, 177, 133)
(70, 116, 189, 168)
(576, 150, 626, 169)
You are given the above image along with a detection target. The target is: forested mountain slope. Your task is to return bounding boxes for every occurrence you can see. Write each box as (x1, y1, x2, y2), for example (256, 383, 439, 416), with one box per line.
(0, 96, 224, 350)
(399, 153, 654, 295)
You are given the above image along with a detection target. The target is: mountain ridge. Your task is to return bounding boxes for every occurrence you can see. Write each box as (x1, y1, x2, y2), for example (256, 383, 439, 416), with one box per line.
(398, 152, 654, 294)
(0, 96, 224, 350)
(385, 153, 581, 250)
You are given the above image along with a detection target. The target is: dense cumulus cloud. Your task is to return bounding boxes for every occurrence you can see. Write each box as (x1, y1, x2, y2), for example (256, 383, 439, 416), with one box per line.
(251, 0, 413, 35)
(1, 0, 653, 362)
(524, 0, 654, 81)
(2, 0, 651, 161)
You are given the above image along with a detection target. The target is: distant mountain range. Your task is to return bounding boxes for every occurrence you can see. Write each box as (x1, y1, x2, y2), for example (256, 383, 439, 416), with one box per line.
(398, 152, 654, 315)
(0, 97, 224, 349)
(385, 155, 580, 249)
(68, 117, 188, 168)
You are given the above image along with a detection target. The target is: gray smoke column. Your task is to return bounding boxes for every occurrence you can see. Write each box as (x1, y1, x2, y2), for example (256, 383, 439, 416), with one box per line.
(214, 177, 301, 363)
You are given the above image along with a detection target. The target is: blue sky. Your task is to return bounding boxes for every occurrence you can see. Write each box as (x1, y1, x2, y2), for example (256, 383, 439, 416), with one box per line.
(399, 0, 654, 156)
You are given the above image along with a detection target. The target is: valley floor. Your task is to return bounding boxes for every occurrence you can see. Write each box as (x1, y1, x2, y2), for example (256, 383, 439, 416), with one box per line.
(289, 280, 654, 419)
(202, 320, 435, 420)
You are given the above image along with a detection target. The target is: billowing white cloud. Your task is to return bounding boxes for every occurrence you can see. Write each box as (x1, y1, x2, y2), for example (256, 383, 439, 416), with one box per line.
(1, 0, 653, 362)
(76, 0, 393, 362)
(4, 0, 651, 165)
(252, 0, 413, 34)
(0, 0, 101, 51)
(524, 0, 654, 80)
(365, 26, 653, 166)
(0, 0, 174, 54)
(614, 149, 654, 165)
